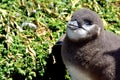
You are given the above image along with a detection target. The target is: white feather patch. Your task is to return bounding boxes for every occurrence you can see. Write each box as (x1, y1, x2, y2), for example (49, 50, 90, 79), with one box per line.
(67, 28, 87, 41)
(67, 65, 92, 80)
(66, 24, 95, 41)
(82, 24, 95, 31)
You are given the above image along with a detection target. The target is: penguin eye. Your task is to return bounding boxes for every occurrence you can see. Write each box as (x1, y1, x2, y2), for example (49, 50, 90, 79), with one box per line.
(84, 19, 92, 25)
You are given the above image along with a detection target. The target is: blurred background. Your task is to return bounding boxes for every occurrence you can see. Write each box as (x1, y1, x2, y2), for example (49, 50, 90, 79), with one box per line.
(0, 0, 120, 80)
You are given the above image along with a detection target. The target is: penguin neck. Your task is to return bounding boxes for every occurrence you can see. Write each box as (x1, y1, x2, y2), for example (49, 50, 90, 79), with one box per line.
(64, 29, 105, 50)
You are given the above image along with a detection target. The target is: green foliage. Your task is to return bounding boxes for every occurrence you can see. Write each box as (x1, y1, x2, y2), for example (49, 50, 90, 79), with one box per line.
(0, 0, 120, 80)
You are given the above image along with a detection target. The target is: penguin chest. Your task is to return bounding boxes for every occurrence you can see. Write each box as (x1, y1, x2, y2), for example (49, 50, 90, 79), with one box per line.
(67, 64, 94, 80)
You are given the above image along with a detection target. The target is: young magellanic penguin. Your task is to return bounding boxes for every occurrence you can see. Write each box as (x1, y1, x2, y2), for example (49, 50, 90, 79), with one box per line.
(61, 8, 120, 80)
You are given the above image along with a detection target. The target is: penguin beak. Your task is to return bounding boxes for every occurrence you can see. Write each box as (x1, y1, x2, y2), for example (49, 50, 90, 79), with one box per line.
(67, 21, 87, 31)
(67, 21, 79, 30)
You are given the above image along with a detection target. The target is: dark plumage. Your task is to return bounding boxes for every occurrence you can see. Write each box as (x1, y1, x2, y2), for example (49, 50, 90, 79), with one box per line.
(61, 8, 120, 80)
(42, 34, 66, 80)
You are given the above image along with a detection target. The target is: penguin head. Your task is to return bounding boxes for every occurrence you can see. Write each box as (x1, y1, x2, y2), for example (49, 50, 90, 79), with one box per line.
(66, 8, 103, 42)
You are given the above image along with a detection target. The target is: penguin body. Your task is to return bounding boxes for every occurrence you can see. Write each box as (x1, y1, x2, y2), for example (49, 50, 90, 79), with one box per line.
(61, 8, 120, 80)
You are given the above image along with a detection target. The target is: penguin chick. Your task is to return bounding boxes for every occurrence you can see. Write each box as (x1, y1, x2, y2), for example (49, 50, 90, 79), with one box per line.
(61, 8, 120, 80)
